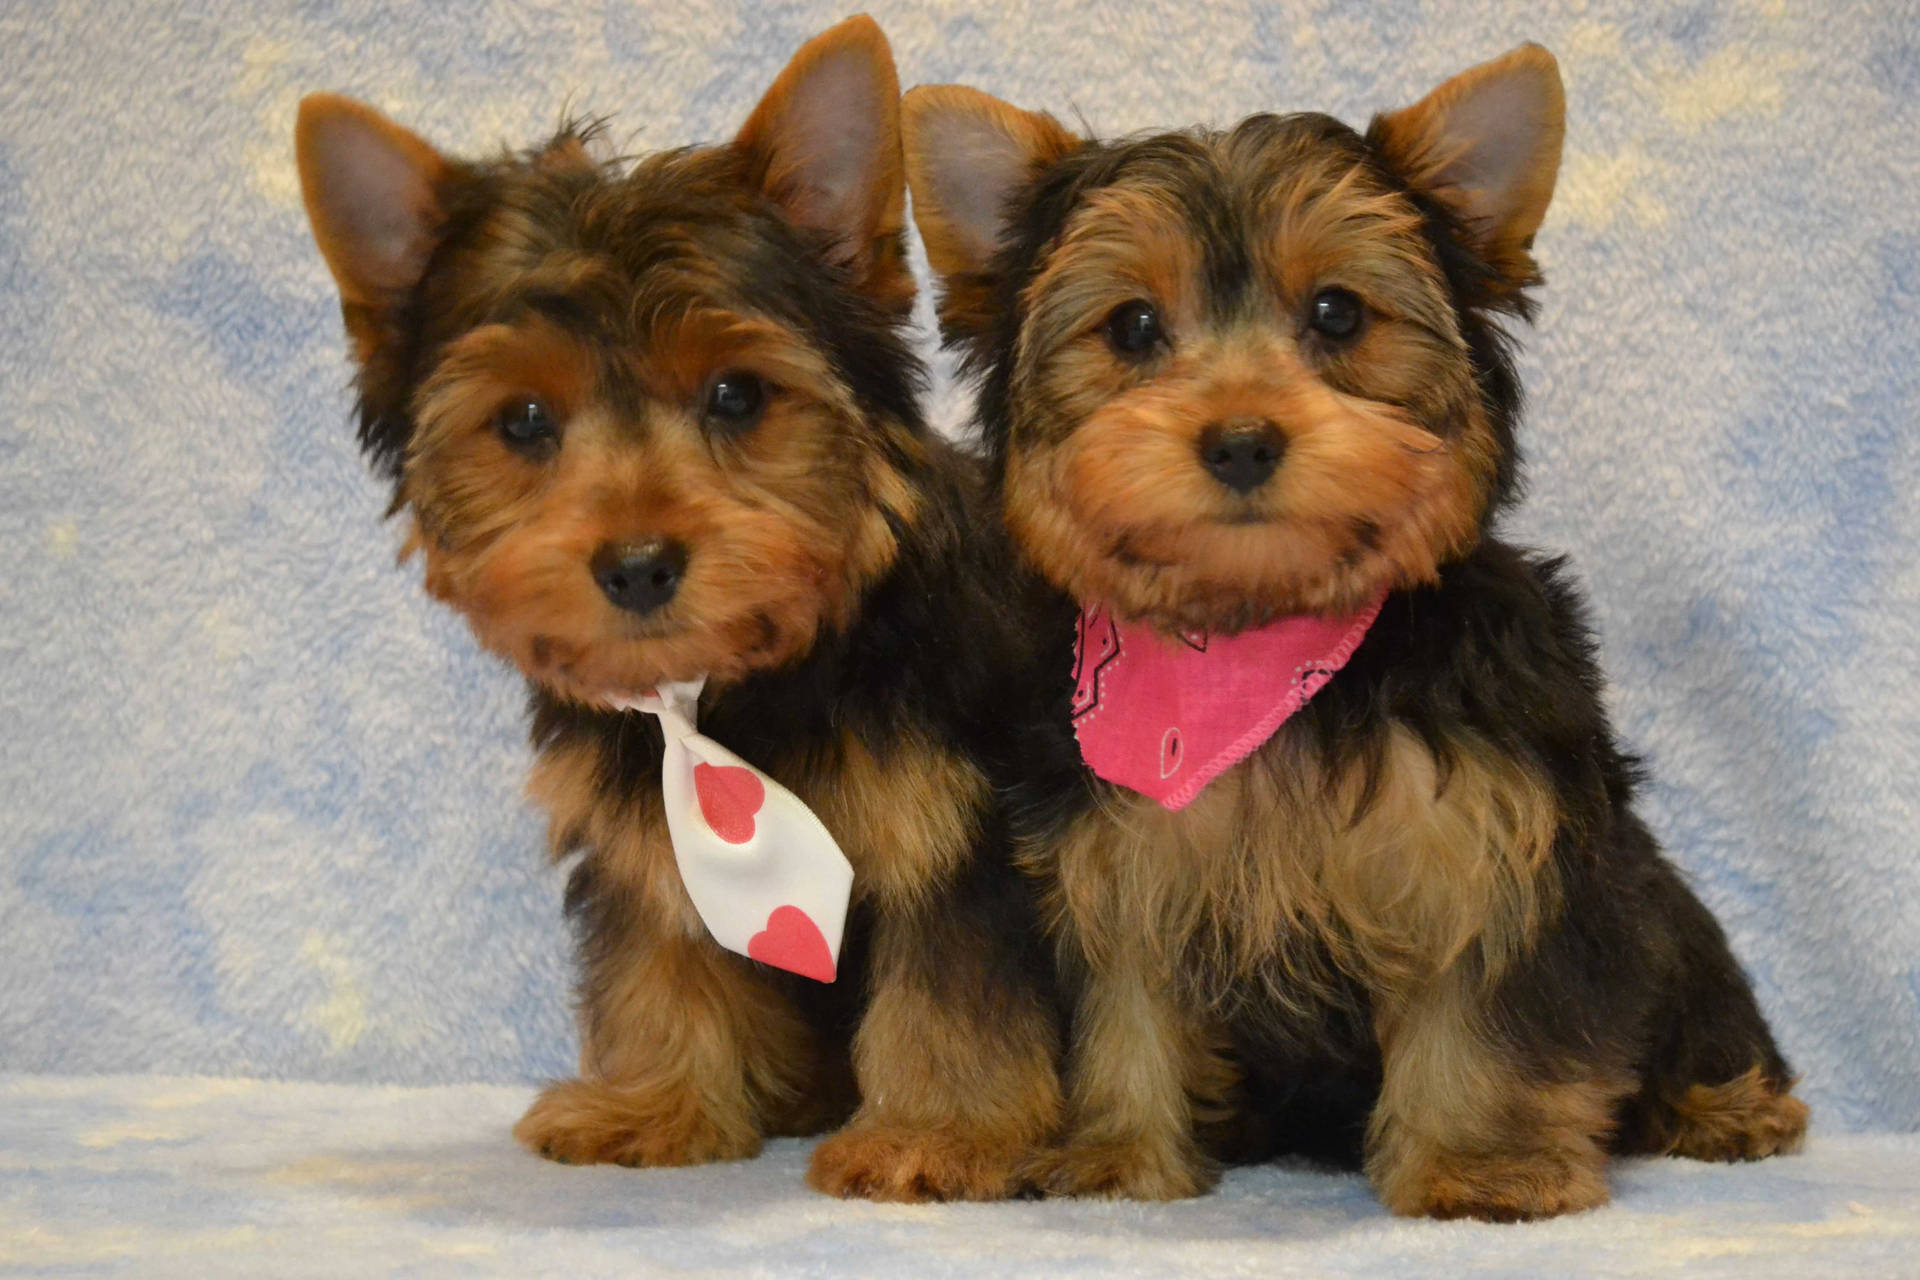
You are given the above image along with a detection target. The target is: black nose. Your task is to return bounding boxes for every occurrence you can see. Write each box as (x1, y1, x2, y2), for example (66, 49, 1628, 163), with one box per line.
(591, 540, 688, 616)
(1199, 419, 1285, 494)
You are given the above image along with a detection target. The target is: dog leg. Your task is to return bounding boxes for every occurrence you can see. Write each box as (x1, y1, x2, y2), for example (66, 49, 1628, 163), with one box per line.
(1025, 949, 1224, 1201)
(809, 853, 1062, 1202)
(1367, 970, 1626, 1220)
(517, 879, 821, 1167)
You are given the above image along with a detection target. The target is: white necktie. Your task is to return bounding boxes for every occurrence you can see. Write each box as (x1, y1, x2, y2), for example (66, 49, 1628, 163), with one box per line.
(611, 678, 853, 982)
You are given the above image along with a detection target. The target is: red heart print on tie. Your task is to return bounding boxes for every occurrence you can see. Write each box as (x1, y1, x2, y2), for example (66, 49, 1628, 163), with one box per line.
(747, 905, 836, 982)
(693, 762, 765, 844)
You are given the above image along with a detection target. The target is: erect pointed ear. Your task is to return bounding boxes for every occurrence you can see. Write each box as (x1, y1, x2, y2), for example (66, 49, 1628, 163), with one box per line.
(734, 15, 908, 304)
(295, 93, 450, 356)
(1369, 44, 1565, 279)
(901, 84, 1080, 283)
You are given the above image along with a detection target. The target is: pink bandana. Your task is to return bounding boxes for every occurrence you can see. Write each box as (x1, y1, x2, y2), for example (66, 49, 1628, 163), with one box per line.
(1071, 591, 1386, 810)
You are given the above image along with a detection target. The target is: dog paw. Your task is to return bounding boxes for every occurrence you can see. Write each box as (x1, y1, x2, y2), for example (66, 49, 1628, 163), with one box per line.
(514, 1078, 760, 1168)
(1662, 1071, 1809, 1162)
(808, 1125, 1029, 1202)
(1378, 1147, 1610, 1222)
(1022, 1135, 1215, 1201)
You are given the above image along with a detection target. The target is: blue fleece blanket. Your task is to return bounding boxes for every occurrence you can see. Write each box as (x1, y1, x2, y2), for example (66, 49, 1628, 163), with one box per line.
(6, 1074, 1920, 1278)
(0, 0, 1914, 1241)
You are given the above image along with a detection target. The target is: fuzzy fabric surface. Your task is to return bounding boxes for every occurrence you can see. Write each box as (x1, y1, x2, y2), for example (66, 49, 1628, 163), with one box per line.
(5, 1074, 1919, 1278)
(0, 0, 1916, 1270)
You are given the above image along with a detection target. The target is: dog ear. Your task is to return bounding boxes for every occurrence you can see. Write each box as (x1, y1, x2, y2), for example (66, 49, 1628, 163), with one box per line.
(1369, 44, 1565, 281)
(734, 15, 909, 305)
(295, 94, 451, 358)
(901, 84, 1080, 283)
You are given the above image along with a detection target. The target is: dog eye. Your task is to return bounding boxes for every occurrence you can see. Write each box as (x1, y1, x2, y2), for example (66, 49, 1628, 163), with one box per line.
(703, 371, 767, 433)
(1308, 288, 1364, 341)
(495, 399, 558, 454)
(1104, 300, 1163, 358)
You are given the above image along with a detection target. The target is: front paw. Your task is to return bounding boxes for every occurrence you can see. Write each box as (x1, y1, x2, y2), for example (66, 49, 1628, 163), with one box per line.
(1375, 1144, 1610, 1222)
(808, 1124, 1030, 1202)
(1022, 1135, 1215, 1201)
(514, 1078, 760, 1168)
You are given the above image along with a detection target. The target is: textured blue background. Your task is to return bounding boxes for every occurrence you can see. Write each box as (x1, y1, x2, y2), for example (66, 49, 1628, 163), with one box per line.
(0, 0, 1914, 1136)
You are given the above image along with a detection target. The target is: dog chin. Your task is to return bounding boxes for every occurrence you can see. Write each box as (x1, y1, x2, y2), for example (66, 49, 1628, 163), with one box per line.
(504, 638, 676, 709)
(1093, 555, 1396, 633)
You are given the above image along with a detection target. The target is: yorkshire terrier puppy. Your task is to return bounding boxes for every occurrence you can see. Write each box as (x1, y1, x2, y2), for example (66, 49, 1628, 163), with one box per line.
(903, 45, 1807, 1219)
(296, 17, 1061, 1200)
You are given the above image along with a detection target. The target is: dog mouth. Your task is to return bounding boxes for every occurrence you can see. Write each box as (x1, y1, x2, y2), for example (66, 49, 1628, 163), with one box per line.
(1106, 533, 1179, 569)
(521, 633, 681, 702)
(1075, 508, 1405, 627)
(517, 605, 793, 705)
(1075, 482, 1287, 572)
(1099, 513, 1295, 570)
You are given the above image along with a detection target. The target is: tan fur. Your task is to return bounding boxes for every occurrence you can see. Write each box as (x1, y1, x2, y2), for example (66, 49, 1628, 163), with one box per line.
(734, 15, 914, 312)
(904, 47, 1734, 1222)
(530, 721, 996, 931)
(795, 729, 1061, 1201)
(900, 84, 1080, 285)
(810, 937, 1062, 1201)
(1371, 45, 1565, 290)
(513, 924, 830, 1166)
(1370, 1078, 1623, 1220)
(994, 144, 1498, 630)
(1013, 184, 1204, 378)
(796, 728, 987, 915)
(1007, 349, 1487, 628)
(1025, 1134, 1216, 1202)
(519, 741, 846, 1164)
(1256, 163, 1437, 313)
(529, 718, 1053, 1186)
(294, 93, 450, 360)
(811, 1126, 1043, 1203)
(1039, 723, 1557, 993)
(531, 722, 983, 904)
(397, 305, 913, 704)
(1365, 965, 1629, 1219)
(305, 22, 1059, 1196)
(305, 19, 926, 712)
(1035, 725, 1562, 1205)
(1026, 945, 1226, 1200)
(1641, 1067, 1810, 1162)
(838, 973, 1060, 1140)
(1325, 727, 1560, 985)
(525, 742, 699, 930)
(514, 1078, 758, 1167)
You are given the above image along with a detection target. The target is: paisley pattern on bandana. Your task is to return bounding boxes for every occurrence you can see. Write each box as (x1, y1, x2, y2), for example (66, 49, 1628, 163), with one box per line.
(1072, 593, 1385, 810)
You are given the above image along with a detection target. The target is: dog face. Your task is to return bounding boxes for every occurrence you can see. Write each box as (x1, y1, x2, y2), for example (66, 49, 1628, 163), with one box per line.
(297, 17, 921, 702)
(905, 47, 1563, 631)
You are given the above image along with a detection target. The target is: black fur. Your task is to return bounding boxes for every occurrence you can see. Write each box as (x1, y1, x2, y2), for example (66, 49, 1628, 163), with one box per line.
(352, 132, 925, 490)
(321, 114, 1066, 1173)
(528, 440, 1064, 1041)
(947, 111, 1797, 1177)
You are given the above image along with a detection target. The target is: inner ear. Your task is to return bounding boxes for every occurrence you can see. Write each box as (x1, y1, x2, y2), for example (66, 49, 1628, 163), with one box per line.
(734, 16, 904, 285)
(1368, 44, 1565, 269)
(901, 84, 1080, 282)
(296, 94, 449, 312)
